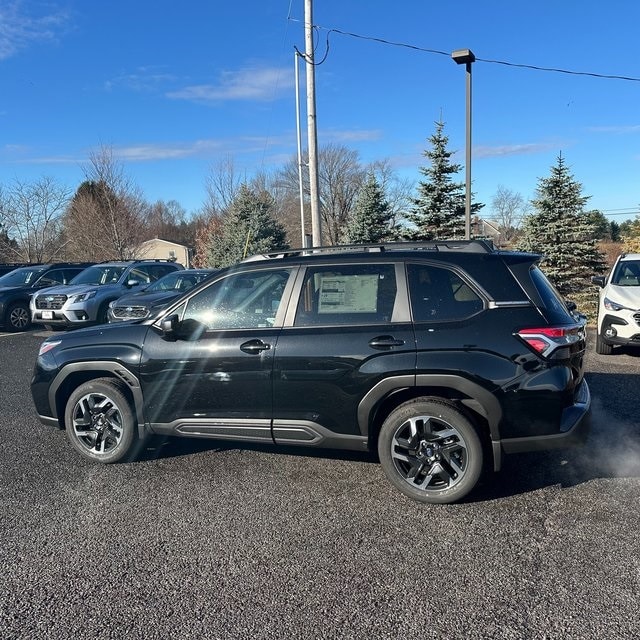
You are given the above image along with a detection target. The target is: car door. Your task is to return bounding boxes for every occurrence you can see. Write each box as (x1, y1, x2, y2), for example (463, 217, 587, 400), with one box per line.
(271, 261, 416, 449)
(139, 266, 296, 442)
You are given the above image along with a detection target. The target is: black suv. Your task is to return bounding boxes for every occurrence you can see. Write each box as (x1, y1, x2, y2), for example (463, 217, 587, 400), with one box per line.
(31, 242, 590, 504)
(0, 263, 92, 332)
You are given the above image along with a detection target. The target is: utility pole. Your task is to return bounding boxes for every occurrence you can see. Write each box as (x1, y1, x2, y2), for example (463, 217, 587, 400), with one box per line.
(294, 50, 306, 247)
(304, 0, 322, 246)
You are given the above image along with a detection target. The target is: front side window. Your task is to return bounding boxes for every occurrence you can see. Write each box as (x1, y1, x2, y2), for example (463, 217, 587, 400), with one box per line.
(182, 269, 292, 330)
(408, 263, 483, 322)
(35, 270, 66, 287)
(294, 264, 397, 326)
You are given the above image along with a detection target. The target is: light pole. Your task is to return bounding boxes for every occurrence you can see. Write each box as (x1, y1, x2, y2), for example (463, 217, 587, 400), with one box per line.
(451, 48, 475, 240)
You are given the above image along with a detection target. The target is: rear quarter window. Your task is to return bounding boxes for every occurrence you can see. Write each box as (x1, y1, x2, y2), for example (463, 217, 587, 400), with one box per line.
(528, 266, 575, 323)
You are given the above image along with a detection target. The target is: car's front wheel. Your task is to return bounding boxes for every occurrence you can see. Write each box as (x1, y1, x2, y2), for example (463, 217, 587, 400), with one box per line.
(6, 302, 31, 332)
(595, 332, 613, 355)
(64, 379, 137, 463)
(378, 398, 483, 504)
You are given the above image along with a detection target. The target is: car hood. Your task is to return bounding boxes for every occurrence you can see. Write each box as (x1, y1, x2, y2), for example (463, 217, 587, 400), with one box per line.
(606, 284, 640, 310)
(112, 290, 180, 307)
(35, 283, 119, 297)
(0, 285, 25, 295)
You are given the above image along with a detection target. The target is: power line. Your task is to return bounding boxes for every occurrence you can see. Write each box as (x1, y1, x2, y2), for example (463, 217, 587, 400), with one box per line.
(289, 19, 640, 82)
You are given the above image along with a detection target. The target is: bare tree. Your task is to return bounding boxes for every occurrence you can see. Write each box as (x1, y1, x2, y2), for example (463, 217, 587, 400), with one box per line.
(368, 158, 415, 236)
(63, 146, 149, 260)
(0, 177, 70, 262)
(490, 185, 529, 244)
(203, 156, 245, 216)
(279, 143, 366, 245)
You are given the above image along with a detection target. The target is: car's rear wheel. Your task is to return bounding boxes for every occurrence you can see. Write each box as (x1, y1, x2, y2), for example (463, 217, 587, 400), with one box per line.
(64, 379, 137, 463)
(595, 332, 613, 355)
(378, 398, 483, 504)
(6, 302, 31, 332)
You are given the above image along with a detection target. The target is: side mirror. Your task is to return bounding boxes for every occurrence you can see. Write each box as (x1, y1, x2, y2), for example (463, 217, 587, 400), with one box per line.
(159, 314, 207, 342)
(126, 279, 142, 288)
(591, 275, 606, 288)
(160, 313, 179, 341)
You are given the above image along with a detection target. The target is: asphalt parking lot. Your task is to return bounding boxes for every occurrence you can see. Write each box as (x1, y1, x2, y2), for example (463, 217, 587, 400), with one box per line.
(1, 329, 639, 639)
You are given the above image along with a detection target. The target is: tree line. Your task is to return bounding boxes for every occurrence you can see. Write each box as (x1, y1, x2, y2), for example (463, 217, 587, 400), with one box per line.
(1, 124, 639, 316)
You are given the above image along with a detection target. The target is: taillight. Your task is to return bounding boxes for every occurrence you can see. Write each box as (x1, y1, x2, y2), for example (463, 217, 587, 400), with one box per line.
(516, 324, 584, 357)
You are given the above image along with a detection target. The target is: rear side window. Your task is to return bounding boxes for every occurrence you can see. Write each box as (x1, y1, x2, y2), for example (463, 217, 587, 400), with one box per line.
(294, 264, 397, 326)
(407, 263, 483, 322)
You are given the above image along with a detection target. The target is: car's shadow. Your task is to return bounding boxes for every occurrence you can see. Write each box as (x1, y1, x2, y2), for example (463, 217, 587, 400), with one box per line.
(136, 371, 640, 502)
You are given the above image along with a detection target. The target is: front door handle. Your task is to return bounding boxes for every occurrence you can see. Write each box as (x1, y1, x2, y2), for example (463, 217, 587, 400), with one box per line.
(240, 339, 271, 354)
(369, 335, 405, 350)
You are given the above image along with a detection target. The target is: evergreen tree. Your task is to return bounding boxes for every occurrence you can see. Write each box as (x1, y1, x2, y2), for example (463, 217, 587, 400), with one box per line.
(406, 120, 482, 240)
(342, 174, 394, 243)
(517, 154, 606, 307)
(207, 184, 288, 267)
(0, 222, 19, 261)
(622, 215, 640, 253)
(609, 220, 621, 242)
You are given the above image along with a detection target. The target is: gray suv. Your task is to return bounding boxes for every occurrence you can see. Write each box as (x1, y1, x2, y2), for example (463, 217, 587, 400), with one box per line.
(31, 260, 183, 329)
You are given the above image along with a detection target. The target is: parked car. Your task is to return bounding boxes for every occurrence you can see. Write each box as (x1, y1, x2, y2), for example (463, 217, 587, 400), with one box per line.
(108, 269, 218, 323)
(0, 263, 92, 332)
(30, 260, 183, 329)
(592, 252, 640, 354)
(31, 241, 590, 504)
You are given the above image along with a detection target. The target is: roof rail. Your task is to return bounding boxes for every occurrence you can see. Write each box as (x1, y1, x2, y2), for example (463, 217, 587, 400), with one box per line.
(243, 240, 494, 262)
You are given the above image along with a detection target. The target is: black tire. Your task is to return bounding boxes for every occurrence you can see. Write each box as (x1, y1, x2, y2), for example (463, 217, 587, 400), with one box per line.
(378, 398, 483, 504)
(6, 302, 31, 332)
(96, 303, 110, 326)
(64, 378, 137, 463)
(595, 332, 613, 355)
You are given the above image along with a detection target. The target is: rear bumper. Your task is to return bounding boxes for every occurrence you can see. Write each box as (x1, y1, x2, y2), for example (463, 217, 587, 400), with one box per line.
(499, 379, 591, 455)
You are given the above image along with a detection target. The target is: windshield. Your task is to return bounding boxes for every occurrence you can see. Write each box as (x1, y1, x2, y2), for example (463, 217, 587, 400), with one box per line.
(0, 266, 47, 287)
(70, 265, 127, 286)
(611, 260, 640, 286)
(147, 271, 208, 292)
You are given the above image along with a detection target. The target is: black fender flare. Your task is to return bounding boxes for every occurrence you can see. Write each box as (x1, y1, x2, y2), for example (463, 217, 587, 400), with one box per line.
(358, 373, 503, 440)
(48, 361, 146, 439)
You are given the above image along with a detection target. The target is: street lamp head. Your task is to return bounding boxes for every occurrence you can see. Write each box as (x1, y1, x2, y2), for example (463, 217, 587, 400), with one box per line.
(451, 49, 476, 65)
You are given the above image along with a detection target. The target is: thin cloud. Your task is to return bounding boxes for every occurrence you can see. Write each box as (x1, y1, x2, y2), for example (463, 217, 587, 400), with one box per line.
(323, 129, 383, 143)
(474, 142, 563, 159)
(113, 140, 223, 161)
(0, 1, 69, 60)
(104, 67, 177, 92)
(166, 66, 294, 103)
(587, 125, 640, 134)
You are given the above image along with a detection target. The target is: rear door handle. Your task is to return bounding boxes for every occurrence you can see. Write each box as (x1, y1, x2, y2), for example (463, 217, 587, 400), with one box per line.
(369, 335, 405, 350)
(240, 339, 271, 354)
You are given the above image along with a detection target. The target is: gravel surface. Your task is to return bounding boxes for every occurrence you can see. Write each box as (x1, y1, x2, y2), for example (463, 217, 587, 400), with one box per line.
(1, 330, 639, 639)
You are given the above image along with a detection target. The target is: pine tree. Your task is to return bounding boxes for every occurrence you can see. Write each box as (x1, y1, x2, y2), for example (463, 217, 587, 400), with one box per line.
(406, 120, 482, 240)
(622, 215, 640, 253)
(342, 174, 394, 244)
(517, 154, 606, 309)
(207, 184, 288, 267)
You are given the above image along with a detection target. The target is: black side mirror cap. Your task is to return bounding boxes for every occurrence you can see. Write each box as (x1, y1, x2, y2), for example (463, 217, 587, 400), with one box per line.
(591, 275, 606, 288)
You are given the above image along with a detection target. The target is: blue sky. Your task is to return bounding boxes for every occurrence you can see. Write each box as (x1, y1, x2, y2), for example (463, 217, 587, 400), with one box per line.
(1, 0, 639, 223)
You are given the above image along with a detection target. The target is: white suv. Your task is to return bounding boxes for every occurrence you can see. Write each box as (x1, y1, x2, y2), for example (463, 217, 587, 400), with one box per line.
(592, 253, 640, 354)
